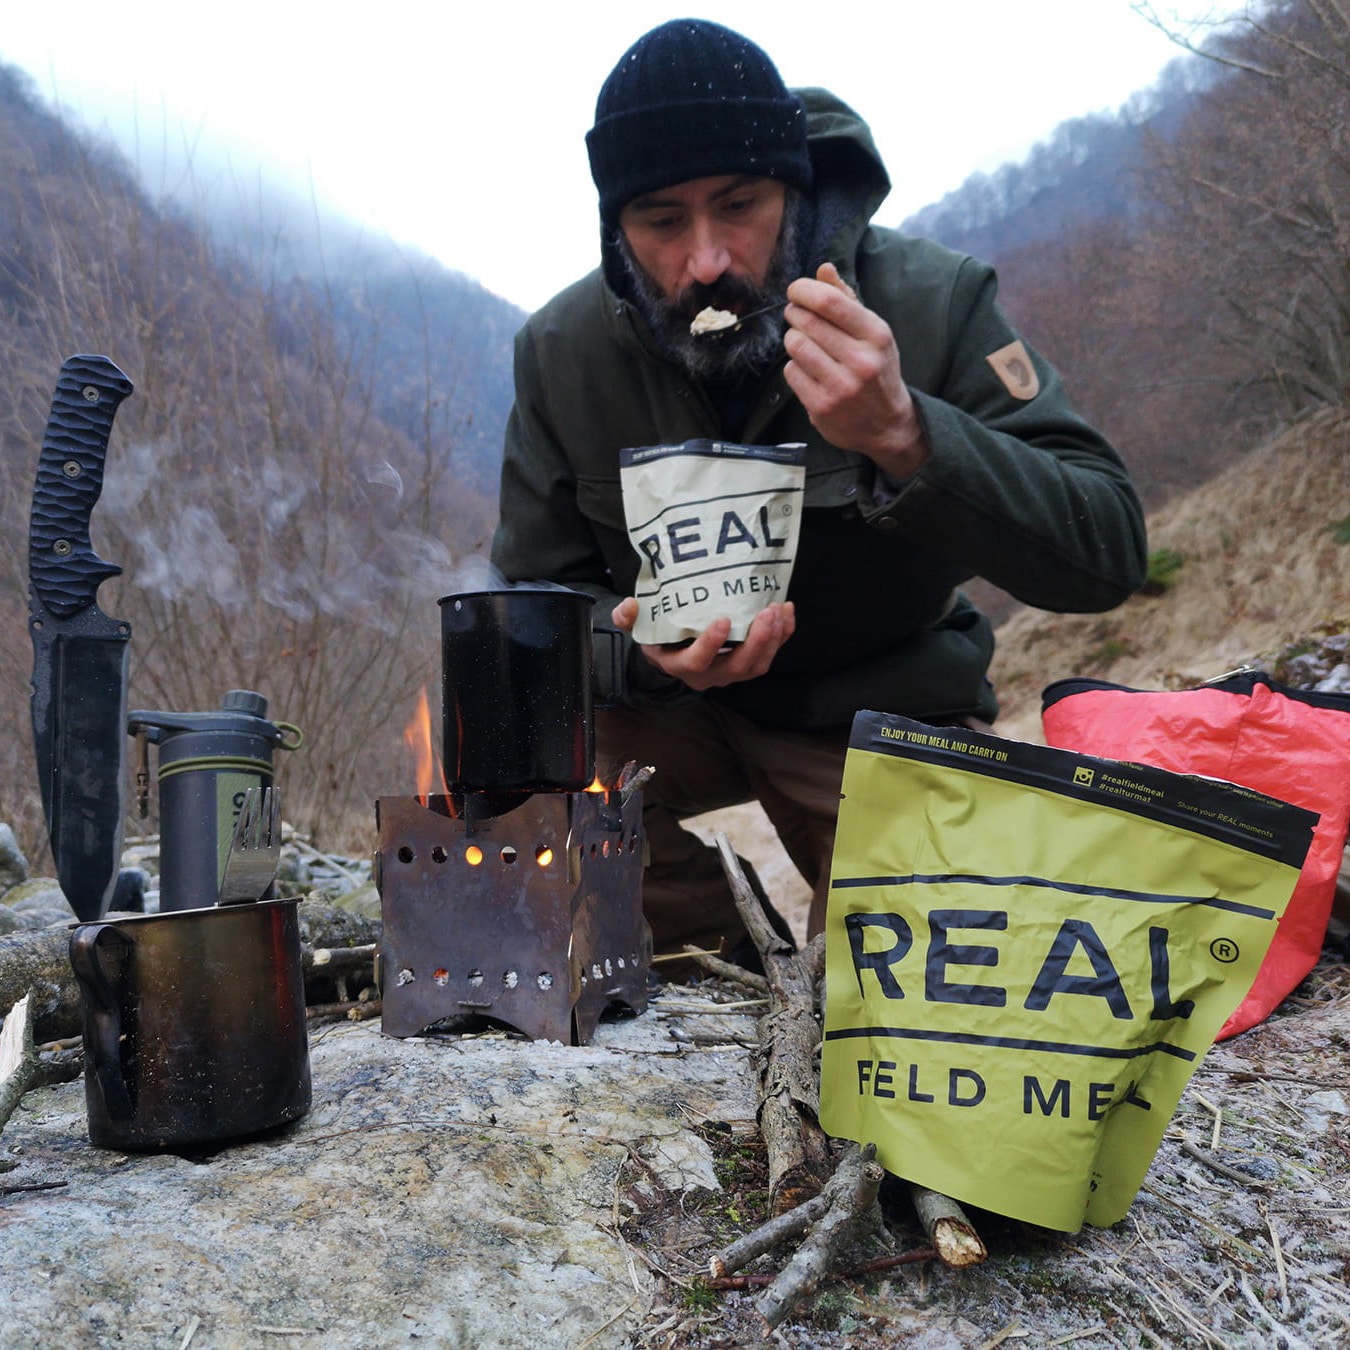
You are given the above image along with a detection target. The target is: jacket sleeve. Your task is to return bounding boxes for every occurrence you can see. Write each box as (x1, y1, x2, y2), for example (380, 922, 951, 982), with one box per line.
(490, 324, 611, 592)
(865, 256, 1148, 613)
(489, 322, 687, 708)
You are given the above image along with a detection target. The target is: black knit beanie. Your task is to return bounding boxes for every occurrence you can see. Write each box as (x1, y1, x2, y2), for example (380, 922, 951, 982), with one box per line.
(586, 18, 813, 228)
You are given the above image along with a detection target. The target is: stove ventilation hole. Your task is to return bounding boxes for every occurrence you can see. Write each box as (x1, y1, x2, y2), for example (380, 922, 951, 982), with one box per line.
(396, 968, 415, 986)
(465, 845, 484, 866)
(503, 970, 519, 989)
(537, 972, 554, 990)
(535, 846, 554, 867)
(500, 845, 518, 865)
(433, 968, 449, 986)
(397, 846, 415, 864)
(468, 968, 484, 988)
(431, 845, 447, 864)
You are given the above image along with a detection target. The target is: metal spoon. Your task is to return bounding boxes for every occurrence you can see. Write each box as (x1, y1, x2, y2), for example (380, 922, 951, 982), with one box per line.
(690, 302, 782, 337)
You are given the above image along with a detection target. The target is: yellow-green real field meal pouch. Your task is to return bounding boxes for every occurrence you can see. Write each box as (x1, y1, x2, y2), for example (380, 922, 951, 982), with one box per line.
(819, 712, 1318, 1233)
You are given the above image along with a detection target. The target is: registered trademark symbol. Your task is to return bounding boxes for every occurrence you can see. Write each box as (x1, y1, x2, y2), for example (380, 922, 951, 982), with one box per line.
(1210, 938, 1240, 964)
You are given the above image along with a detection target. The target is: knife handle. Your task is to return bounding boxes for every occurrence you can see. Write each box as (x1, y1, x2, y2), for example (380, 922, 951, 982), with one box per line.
(29, 355, 134, 620)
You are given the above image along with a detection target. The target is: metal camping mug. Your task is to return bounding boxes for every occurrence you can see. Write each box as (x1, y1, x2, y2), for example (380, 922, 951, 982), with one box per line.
(68, 899, 311, 1151)
(439, 584, 596, 792)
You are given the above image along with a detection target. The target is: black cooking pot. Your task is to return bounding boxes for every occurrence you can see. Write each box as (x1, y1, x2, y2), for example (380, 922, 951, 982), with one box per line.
(69, 899, 311, 1151)
(439, 584, 595, 792)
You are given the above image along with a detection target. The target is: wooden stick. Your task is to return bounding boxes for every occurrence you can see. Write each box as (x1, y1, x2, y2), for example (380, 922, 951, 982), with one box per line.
(1262, 1202, 1290, 1314)
(845, 1247, 937, 1275)
(756, 1143, 886, 1331)
(706, 1273, 774, 1290)
(650, 946, 720, 966)
(711, 1188, 834, 1278)
(713, 834, 832, 1213)
(680, 945, 770, 994)
(709, 1244, 934, 1290)
(286, 837, 366, 889)
(909, 1183, 988, 1268)
(714, 833, 793, 962)
(619, 765, 655, 806)
(0, 1176, 67, 1194)
(0, 928, 84, 1043)
(0, 993, 38, 1137)
(1180, 1138, 1269, 1188)
(305, 942, 378, 975)
(707, 838, 985, 1312)
(306, 999, 382, 1024)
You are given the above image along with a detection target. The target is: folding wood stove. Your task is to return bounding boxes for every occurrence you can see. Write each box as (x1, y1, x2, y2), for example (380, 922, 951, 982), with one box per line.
(375, 786, 651, 1045)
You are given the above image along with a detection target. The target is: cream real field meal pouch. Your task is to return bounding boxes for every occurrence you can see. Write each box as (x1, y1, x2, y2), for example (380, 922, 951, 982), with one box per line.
(619, 439, 806, 645)
(819, 712, 1318, 1233)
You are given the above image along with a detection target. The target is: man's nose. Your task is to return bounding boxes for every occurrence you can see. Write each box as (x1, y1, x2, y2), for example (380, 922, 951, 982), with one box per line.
(686, 220, 731, 286)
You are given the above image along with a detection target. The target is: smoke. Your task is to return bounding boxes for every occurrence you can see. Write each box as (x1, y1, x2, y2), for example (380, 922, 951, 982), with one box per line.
(354, 459, 405, 530)
(362, 459, 404, 495)
(135, 503, 247, 608)
(102, 435, 482, 640)
(255, 456, 312, 534)
(436, 554, 507, 597)
(98, 438, 166, 516)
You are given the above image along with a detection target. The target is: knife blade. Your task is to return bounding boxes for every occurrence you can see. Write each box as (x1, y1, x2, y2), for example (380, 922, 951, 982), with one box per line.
(28, 354, 135, 922)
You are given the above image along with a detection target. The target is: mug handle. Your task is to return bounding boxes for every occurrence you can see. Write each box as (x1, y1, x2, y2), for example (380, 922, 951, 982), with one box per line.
(69, 924, 135, 1123)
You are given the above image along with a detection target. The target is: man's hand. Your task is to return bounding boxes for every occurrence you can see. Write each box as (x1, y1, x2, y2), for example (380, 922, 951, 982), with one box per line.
(612, 598, 795, 691)
(783, 262, 930, 479)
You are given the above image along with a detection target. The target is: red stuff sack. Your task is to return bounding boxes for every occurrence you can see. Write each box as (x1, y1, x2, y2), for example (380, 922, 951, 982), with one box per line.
(1041, 672, 1350, 1038)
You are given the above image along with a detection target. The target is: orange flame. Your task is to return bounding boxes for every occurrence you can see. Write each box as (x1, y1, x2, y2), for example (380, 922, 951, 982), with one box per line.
(586, 774, 606, 794)
(403, 686, 449, 805)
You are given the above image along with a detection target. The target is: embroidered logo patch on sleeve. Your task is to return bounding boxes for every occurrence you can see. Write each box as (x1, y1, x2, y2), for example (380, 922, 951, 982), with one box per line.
(986, 340, 1040, 400)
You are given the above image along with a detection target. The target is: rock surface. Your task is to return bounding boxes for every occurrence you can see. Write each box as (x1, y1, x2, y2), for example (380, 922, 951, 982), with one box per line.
(0, 999, 758, 1348)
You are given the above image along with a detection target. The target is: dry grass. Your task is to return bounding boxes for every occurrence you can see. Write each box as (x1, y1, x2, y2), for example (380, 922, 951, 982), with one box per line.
(991, 408, 1350, 743)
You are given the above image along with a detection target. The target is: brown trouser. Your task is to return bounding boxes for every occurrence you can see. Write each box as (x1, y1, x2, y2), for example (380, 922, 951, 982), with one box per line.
(596, 700, 852, 960)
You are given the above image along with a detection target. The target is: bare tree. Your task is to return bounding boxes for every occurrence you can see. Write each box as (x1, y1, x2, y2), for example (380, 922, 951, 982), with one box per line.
(0, 64, 496, 866)
(1139, 0, 1350, 416)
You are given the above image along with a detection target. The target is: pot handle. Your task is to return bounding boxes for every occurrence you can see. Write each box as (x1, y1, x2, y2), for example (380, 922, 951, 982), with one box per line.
(69, 925, 135, 1123)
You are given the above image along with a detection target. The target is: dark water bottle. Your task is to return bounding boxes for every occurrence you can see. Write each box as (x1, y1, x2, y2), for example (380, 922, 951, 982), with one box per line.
(128, 690, 302, 911)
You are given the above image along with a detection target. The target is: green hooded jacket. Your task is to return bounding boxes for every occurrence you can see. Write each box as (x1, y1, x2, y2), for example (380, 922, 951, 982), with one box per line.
(490, 89, 1147, 729)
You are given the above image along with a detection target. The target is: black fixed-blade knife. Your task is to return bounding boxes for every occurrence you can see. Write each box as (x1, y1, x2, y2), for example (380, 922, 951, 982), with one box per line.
(28, 355, 135, 921)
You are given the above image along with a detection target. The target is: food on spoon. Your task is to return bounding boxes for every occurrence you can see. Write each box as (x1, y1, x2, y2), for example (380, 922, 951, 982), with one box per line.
(690, 306, 738, 335)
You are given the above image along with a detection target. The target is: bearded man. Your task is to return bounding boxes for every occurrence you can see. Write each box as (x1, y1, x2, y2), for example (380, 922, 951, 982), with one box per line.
(490, 18, 1147, 967)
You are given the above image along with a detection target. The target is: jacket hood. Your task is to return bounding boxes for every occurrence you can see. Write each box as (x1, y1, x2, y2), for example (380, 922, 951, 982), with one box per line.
(598, 86, 892, 298)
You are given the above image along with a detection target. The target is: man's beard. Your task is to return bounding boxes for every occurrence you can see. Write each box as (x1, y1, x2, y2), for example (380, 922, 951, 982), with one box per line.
(616, 194, 808, 382)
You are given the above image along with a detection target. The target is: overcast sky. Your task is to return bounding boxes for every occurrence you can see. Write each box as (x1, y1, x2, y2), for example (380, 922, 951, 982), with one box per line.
(3, 1, 1238, 312)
